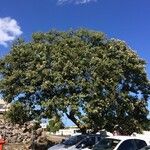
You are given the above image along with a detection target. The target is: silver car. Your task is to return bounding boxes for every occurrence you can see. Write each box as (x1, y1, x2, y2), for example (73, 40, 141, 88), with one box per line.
(48, 134, 106, 150)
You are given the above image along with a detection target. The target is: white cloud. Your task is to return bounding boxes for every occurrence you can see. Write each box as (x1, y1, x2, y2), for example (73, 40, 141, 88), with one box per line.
(57, 0, 97, 5)
(0, 17, 22, 47)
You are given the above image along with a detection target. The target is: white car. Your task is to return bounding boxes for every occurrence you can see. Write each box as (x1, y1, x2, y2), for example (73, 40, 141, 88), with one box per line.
(93, 136, 150, 150)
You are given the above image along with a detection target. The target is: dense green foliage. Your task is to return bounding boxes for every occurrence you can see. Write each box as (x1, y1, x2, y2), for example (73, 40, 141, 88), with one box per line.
(0, 29, 150, 134)
(5, 102, 31, 125)
(47, 115, 64, 133)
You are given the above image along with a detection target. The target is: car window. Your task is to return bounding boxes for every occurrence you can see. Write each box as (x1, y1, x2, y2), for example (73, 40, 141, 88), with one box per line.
(76, 136, 95, 149)
(62, 135, 86, 146)
(134, 139, 147, 149)
(97, 136, 102, 142)
(88, 136, 95, 145)
(117, 139, 135, 150)
(93, 138, 120, 150)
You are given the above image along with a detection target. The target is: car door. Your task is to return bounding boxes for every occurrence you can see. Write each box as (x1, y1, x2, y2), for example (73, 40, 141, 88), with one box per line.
(117, 139, 136, 150)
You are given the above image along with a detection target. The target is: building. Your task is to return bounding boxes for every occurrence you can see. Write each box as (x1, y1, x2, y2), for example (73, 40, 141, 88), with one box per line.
(0, 99, 10, 123)
(55, 126, 81, 136)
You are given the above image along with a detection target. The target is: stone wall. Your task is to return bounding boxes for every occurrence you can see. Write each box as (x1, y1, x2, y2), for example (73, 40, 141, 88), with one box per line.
(0, 121, 54, 150)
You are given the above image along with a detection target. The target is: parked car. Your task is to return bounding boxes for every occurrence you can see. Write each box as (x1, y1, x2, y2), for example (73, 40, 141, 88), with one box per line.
(48, 134, 107, 150)
(92, 136, 150, 150)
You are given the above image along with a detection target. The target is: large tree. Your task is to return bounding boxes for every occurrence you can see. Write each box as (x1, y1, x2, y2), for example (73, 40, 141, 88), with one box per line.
(0, 29, 150, 134)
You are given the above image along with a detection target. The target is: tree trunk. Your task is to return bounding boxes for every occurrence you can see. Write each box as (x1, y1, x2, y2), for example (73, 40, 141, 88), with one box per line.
(65, 112, 86, 134)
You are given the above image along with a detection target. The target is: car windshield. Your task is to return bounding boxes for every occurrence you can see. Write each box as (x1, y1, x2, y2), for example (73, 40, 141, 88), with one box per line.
(93, 138, 121, 150)
(62, 135, 86, 146)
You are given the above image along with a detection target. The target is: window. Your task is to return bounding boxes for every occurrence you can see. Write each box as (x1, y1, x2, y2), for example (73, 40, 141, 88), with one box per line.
(117, 140, 135, 150)
(76, 136, 95, 149)
(62, 135, 86, 146)
(97, 136, 102, 142)
(134, 139, 147, 149)
(87, 137, 95, 146)
(93, 138, 120, 150)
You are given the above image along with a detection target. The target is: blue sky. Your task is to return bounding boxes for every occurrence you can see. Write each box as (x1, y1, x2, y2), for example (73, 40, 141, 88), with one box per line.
(0, 0, 150, 126)
(0, 0, 150, 78)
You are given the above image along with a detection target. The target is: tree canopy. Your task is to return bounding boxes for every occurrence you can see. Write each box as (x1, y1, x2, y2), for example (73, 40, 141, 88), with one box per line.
(0, 29, 150, 134)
